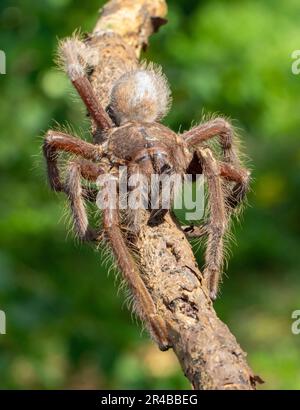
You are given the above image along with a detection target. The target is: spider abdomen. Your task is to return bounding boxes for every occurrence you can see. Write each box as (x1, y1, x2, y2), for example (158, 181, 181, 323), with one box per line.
(109, 67, 172, 125)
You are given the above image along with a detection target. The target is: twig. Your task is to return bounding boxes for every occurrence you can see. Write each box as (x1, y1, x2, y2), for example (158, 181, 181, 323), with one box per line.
(84, 0, 260, 390)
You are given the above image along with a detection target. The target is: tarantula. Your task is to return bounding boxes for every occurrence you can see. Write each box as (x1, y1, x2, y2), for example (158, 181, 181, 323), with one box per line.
(43, 37, 250, 351)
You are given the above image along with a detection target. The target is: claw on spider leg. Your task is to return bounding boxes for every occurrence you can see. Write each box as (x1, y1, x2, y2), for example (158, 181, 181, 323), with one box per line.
(83, 228, 101, 242)
(204, 268, 219, 301)
(149, 313, 171, 351)
(183, 224, 194, 233)
(182, 223, 209, 238)
(209, 288, 218, 302)
(148, 208, 168, 226)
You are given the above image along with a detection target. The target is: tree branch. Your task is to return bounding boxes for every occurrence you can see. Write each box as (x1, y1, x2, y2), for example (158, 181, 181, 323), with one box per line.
(85, 0, 261, 390)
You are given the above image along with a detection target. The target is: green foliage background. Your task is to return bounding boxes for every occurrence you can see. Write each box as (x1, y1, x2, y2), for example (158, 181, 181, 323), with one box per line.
(1, 0, 300, 389)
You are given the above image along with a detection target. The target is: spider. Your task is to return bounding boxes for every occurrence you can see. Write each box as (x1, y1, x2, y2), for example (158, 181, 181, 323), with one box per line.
(43, 37, 250, 351)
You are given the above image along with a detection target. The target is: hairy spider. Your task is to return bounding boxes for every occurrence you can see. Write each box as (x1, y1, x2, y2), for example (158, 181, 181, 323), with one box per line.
(43, 37, 250, 351)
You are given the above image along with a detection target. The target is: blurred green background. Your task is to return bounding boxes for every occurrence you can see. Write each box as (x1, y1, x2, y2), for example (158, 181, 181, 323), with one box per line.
(0, 0, 300, 389)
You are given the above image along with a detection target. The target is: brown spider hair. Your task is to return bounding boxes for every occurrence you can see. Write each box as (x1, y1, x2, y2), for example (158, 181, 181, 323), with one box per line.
(44, 34, 251, 350)
(108, 63, 172, 125)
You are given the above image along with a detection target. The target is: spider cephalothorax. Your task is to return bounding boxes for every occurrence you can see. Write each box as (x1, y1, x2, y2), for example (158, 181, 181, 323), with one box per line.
(43, 36, 250, 351)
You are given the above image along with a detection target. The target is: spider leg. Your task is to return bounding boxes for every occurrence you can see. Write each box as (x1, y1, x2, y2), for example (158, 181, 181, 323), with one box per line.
(127, 149, 173, 230)
(196, 147, 228, 300)
(102, 174, 170, 351)
(148, 151, 176, 226)
(43, 130, 104, 192)
(125, 151, 174, 234)
(219, 162, 251, 209)
(182, 163, 250, 239)
(181, 223, 209, 239)
(126, 163, 149, 235)
(59, 38, 113, 133)
(43, 130, 107, 240)
(182, 117, 239, 164)
(74, 158, 105, 203)
(65, 159, 104, 241)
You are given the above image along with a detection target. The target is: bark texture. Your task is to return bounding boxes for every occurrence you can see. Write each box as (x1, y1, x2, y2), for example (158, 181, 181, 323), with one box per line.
(85, 0, 260, 390)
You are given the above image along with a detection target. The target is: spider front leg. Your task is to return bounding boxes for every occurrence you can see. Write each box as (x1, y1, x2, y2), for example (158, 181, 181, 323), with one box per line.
(196, 147, 228, 300)
(126, 163, 149, 236)
(102, 174, 170, 351)
(147, 150, 176, 226)
(127, 149, 174, 230)
(182, 117, 239, 164)
(148, 165, 175, 226)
